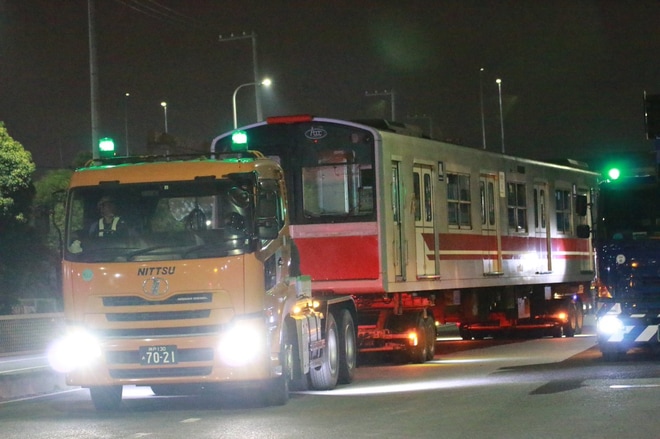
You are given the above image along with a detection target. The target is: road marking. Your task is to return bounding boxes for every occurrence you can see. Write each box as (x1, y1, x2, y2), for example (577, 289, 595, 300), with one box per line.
(610, 384, 660, 389)
(0, 387, 84, 405)
(181, 418, 201, 423)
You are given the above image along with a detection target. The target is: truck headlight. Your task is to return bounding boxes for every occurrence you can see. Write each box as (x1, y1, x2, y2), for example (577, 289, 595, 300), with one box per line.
(597, 315, 624, 335)
(218, 319, 266, 367)
(47, 327, 102, 373)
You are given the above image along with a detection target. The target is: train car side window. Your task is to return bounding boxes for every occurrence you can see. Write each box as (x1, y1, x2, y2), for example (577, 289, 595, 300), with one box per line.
(447, 172, 471, 229)
(507, 182, 527, 233)
(555, 188, 572, 234)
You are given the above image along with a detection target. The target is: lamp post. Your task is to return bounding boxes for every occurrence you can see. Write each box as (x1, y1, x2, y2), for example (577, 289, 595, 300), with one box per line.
(232, 78, 271, 129)
(219, 31, 264, 121)
(496, 78, 504, 154)
(124, 92, 130, 155)
(160, 101, 168, 133)
(480, 68, 487, 150)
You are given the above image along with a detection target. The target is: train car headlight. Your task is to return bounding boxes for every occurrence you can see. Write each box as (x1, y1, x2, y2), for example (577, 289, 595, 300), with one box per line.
(218, 319, 266, 367)
(47, 327, 102, 373)
(597, 315, 624, 335)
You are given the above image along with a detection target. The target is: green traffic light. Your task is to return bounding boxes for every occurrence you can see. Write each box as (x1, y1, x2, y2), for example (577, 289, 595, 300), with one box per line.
(607, 167, 620, 180)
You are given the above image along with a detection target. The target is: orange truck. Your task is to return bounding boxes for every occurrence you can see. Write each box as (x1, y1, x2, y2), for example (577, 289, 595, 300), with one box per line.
(48, 149, 356, 410)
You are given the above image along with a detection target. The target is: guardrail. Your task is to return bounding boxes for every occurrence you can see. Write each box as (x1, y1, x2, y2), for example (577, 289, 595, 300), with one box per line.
(0, 313, 65, 356)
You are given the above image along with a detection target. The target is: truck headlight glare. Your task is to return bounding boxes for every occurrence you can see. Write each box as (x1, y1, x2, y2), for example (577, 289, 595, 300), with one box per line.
(218, 320, 265, 367)
(597, 315, 624, 335)
(47, 328, 102, 373)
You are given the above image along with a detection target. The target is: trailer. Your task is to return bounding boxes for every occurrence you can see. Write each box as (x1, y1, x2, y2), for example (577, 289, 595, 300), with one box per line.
(212, 115, 599, 361)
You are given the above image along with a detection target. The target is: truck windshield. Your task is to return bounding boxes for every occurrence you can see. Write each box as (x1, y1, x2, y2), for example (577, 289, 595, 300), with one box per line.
(64, 178, 255, 263)
(597, 184, 660, 241)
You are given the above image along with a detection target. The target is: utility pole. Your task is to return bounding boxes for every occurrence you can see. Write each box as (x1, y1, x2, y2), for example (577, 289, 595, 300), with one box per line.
(365, 89, 396, 121)
(218, 31, 263, 122)
(88, 0, 100, 158)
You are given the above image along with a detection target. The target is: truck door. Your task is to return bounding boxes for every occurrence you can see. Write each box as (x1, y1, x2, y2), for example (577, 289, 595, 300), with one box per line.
(480, 173, 502, 275)
(413, 164, 438, 279)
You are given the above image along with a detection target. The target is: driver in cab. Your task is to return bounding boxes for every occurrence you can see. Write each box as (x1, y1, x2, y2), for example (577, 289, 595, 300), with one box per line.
(90, 196, 129, 238)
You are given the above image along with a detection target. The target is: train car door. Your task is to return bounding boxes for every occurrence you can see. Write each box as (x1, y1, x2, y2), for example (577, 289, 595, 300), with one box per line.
(413, 164, 438, 278)
(480, 173, 502, 274)
(391, 161, 405, 281)
(533, 182, 552, 273)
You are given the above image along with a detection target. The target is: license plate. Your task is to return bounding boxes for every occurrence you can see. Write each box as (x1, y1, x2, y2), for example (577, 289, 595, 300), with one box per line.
(139, 345, 178, 365)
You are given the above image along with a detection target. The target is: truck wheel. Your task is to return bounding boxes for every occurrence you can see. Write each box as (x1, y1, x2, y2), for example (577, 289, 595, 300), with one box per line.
(336, 309, 357, 385)
(264, 324, 292, 406)
(89, 385, 122, 411)
(602, 348, 625, 362)
(286, 319, 309, 391)
(424, 316, 436, 361)
(310, 312, 339, 390)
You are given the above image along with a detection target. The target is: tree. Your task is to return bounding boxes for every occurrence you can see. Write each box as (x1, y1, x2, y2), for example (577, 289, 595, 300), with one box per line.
(0, 123, 36, 312)
(0, 122, 36, 231)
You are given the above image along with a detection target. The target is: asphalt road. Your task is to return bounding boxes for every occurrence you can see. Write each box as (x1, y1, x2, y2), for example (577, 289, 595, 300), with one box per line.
(1, 326, 658, 439)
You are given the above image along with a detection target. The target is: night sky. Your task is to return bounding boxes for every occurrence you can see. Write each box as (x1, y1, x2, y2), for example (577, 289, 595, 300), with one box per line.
(1, 0, 660, 172)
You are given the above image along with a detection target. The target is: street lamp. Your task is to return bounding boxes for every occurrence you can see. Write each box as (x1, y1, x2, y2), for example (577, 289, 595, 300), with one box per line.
(232, 78, 271, 129)
(496, 79, 504, 154)
(124, 92, 130, 155)
(219, 31, 264, 121)
(160, 101, 168, 133)
(480, 68, 486, 150)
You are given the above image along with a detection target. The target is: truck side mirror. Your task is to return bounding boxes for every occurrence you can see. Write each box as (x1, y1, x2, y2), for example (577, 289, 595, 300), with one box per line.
(575, 194, 588, 217)
(257, 180, 280, 240)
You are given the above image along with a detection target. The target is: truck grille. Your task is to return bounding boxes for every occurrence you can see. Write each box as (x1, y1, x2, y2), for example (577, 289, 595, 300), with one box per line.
(103, 293, 212, 307)
(98, 325, 222, 338)
(106, 310, 211, 322)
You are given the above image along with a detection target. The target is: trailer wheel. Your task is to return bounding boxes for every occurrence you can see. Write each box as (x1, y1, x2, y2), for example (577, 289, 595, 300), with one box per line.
(310, 312, 339, 390)
(424, 316, 436, 361)
(575, 302, 584, 335)
(409, 316, 428, 364)
(563, 303, 577, 337)
(336, 309, 357, 384)
(89, 385, 122, 411)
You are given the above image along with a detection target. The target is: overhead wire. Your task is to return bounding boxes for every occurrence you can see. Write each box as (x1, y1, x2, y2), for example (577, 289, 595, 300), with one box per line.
(110, 0, 214, 31)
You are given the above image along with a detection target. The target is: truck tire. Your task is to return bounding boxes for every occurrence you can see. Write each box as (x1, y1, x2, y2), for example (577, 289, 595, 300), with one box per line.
(424, 316, 436, 361)
(601, 348, 625, 362)
(575, 302, 584, 335)
(563, 303, 577, 338)
(409, 315, 428, 364)
(90, 385, 122, 411)
(336, 309, 357, 384)
(286, 319, 309, 391)
(264, 323, 292, 406)
(310, 312, 339, 390)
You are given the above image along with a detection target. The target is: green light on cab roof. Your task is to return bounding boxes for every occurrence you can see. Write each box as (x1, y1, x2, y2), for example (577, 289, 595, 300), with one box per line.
(231, 130, 248, 152)
(607, 168, 621, 180)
